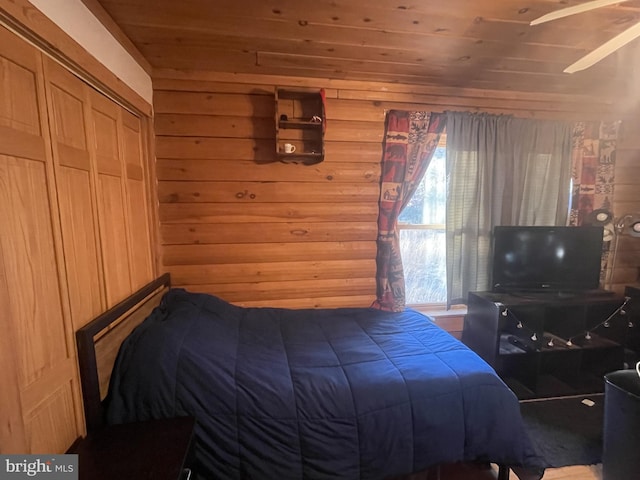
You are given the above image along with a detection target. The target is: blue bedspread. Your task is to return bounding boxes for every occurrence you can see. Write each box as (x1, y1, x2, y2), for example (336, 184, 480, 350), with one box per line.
(105, 289, 543, 479)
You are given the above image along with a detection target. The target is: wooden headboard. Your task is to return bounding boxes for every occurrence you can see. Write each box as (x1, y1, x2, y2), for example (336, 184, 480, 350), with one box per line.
(76, 273, 172, 433)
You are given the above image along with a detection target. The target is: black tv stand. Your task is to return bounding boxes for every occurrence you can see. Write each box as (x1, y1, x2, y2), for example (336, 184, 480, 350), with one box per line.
(495, 288, 615, 300)
(462, 290, 627, 399)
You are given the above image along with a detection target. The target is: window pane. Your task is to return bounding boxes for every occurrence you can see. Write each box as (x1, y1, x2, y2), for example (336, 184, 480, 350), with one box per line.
(400, 228, 446, 304)
(398, 144, 447, 304)
(399, 146, 446, 225)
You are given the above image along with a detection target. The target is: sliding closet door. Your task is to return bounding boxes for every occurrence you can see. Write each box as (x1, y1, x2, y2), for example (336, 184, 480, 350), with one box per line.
(1, 24, 157, 454)
(89, 90, 134, 307)
(43, 59, 105, 332)
(86, 91, 155, 305)
(44, 57, 154, 317)
(121, 110, 154, 289)
(0, 26, 81, 453)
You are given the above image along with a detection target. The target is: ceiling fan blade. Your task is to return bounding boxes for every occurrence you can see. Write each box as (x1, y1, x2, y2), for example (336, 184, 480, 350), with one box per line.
(530, 0, 631, 26)
(564, 21, 640, 72)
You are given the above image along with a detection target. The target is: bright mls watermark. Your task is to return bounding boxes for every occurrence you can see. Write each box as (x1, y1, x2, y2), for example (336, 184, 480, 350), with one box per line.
(0, 455, 77, 479)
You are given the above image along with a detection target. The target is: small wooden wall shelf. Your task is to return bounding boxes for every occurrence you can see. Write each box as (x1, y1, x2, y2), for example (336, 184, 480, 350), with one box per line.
(275, 87, 325, 165)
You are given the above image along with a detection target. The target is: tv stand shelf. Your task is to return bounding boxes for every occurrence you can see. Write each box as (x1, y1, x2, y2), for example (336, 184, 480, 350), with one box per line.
(462, 290, 629, 399)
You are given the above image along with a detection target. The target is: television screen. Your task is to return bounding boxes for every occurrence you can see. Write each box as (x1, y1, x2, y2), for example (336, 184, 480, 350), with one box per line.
(491, 226, 604, 293)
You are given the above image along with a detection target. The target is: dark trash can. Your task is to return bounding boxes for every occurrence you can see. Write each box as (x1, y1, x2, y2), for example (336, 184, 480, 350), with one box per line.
(603, 369, 640, 480)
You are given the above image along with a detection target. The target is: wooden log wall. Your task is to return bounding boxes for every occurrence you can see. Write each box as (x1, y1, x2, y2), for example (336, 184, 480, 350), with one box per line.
(153, 69, 640, 309)
(613, 117, 640, 290)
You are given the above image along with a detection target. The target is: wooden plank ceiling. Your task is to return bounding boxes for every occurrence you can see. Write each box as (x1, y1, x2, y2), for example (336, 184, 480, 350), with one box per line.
(95, 0, 640, 100)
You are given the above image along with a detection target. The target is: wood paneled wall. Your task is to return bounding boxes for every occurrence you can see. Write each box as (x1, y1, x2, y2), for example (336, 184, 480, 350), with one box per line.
(0, 25, 155, 453)
(612, 117, 640, 290)
(154, 69, 640, 307)
(154, 77, 379, 308)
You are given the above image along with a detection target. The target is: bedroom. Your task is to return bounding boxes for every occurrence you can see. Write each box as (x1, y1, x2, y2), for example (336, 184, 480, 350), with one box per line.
(1, 0, 640, 479)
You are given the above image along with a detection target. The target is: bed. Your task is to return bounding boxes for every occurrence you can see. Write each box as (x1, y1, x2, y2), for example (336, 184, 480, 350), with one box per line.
(76, 274, 544, 480)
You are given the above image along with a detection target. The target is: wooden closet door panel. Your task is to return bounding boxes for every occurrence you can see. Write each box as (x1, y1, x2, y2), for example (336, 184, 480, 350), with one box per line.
(0, 26, 80, 453)
(44, 59, 104, 330)
(89, 90, 132, 306)
(121, 110, 144, 177)
(0, 240, 28, 453)
(45, 59, 105, 330)
(26, 382, 78, 454)
(97, 174, 132, 304)
(56, 167, 103, 327)
(127, 179, 154, 288)
(92, 93, 122, 175)
(0, 29, 40, 137)
(122, 109, 153, 289)
(0, 32, 45, 162)
(0, 157, 68, 384)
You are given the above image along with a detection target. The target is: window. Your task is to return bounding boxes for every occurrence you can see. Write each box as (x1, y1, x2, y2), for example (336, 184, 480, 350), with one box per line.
(398, 137, 446, 305)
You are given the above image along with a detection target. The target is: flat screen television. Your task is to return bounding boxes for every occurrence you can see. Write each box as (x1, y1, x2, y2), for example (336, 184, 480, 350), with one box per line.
(491, 225, 604, 294)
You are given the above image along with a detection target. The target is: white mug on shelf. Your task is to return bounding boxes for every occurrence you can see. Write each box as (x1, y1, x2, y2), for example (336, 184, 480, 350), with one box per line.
(283, 143, 296, 154)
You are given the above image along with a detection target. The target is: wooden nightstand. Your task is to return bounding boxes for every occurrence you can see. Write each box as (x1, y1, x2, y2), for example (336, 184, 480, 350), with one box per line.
(67, 417, 195, 480)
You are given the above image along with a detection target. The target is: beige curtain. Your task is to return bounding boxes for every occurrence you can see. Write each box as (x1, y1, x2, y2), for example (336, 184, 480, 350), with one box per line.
(445, 112, 573, 305)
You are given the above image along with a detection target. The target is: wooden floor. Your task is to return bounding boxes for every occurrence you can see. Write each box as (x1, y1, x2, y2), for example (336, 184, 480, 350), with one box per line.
(437, 463, 602, 480)
(537, 465, 601, 480)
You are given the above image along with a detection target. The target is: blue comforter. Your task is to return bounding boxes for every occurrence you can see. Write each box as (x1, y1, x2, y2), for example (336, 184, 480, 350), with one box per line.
(105, 289, 543, 479)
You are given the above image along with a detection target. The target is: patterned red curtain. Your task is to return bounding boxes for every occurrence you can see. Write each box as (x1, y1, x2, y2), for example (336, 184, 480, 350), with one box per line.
(569, 121, 621, 227)
(372, 111, 445, 312)
(569, 121, 621, 285)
